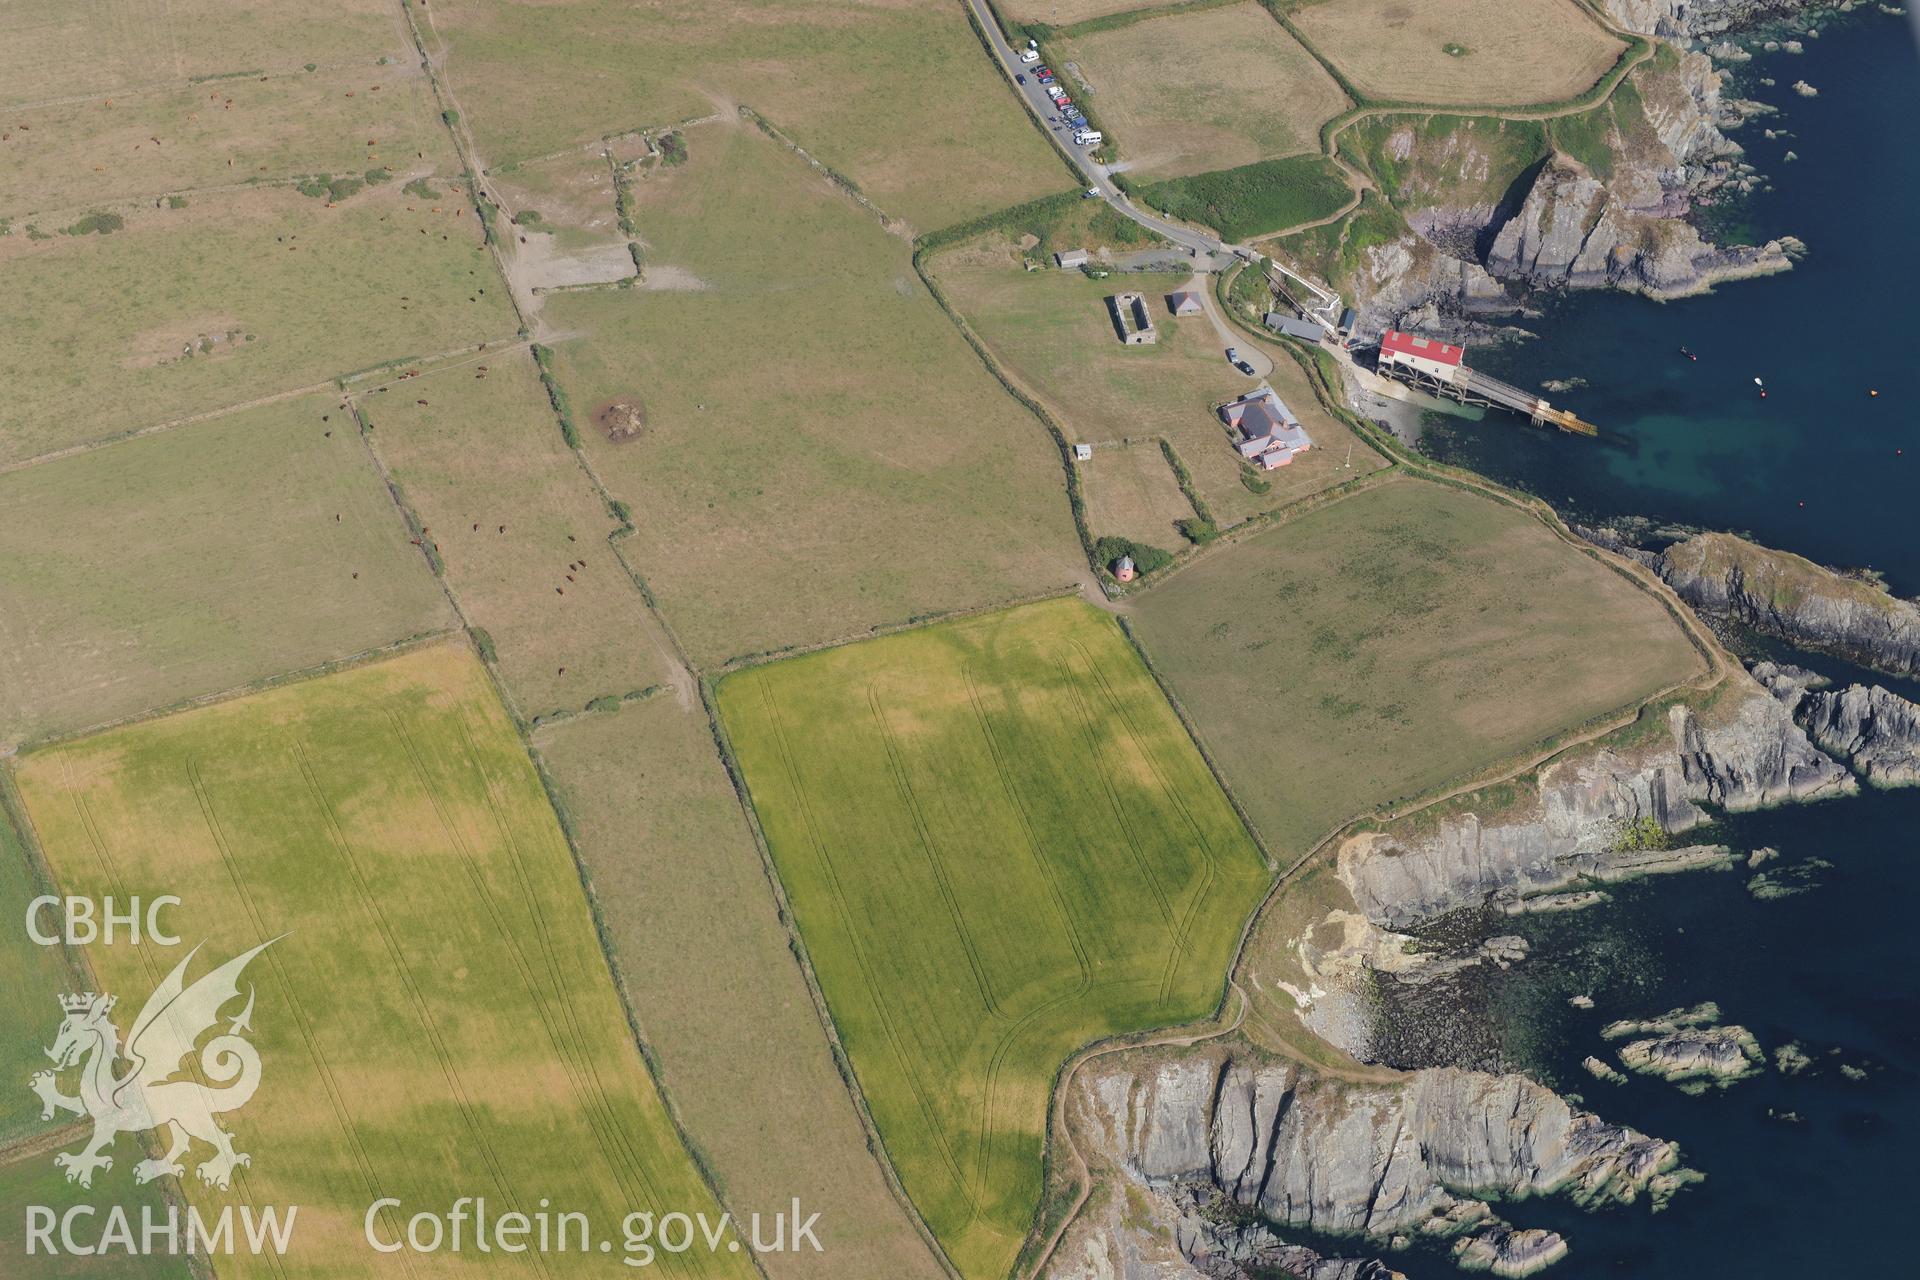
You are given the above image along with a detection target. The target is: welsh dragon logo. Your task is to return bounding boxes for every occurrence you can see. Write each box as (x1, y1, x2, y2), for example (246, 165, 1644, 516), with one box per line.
(30, 939, 278, 1191)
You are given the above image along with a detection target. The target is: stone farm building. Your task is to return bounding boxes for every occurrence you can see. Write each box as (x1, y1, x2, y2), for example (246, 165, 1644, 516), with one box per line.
(1221, 386, 1313, 469)
(1166, 290, 1204, 317)
(1107, 292, 1157, 345)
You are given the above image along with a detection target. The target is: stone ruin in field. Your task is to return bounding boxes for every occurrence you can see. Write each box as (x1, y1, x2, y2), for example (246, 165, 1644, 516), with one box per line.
(596, 397, 646, 443)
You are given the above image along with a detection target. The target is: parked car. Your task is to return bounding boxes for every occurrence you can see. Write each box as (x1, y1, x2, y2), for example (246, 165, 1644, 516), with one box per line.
(1225, 347, 1240, 365)
(1235, 360, 1256, 376)
(1035, 66, 1051, 76)
(1015, 73, 1026, 84)
(1020, 48, 1039, 64)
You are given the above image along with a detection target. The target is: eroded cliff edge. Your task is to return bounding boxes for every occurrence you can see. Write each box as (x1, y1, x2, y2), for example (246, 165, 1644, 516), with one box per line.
(1279, 1, 1831, 335)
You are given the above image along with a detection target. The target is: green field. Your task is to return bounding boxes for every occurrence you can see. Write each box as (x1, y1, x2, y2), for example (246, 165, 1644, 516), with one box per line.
(427, 0, 1063, 231)
(1125, 478, 1706, 855)
(0, 392, 453, 748)
(1131, 154, 1354, 242)
(535, 696, 949, 1280)
(542, 124, 1083, 668)
(0, 182, 515, 466)
(0, 1151, 189, 1279)
(12, 644, 751, 1278)
(0, 804, 82, 1144)
(717, 598, 1271, 1278)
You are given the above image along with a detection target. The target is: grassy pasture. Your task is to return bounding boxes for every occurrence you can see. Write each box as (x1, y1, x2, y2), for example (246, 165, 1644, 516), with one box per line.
(0, 62, 452, 218)
(1124, 477, 1706, 857)
(363, 348, 679, 721)
(1291, 0, 1626, 106)
(999, 0, 1163, 25)
(489, 146, 625, 253)
(0, 392, 453, 748)
(0, 0, 409, 109)
(717, 598, 1271, 1279)
(541, 125, 1082, 669)
(424, 0, 1063, 230)
(0, 183, 516, 466)
(1057, 3, 1348, 180)
(932, 251, 1385, 526)
(12, 644, 752, 1279)
(535, 696, 950, 1280)
(0, 805, 82, 1144)
(1080, 443, 1197, 550)
(1130, 153, 1353, 241)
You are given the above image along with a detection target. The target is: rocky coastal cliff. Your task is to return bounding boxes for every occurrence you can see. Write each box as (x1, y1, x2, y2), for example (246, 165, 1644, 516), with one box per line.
(1602, 0, 1820, 39)
(1324, 3, 1821, 335)
(1049, 1044, 1694, 1280)
(1653, 532, 1920, 676)
(1754, 662, 1920, 786)
(1335, 673, 1853, 929)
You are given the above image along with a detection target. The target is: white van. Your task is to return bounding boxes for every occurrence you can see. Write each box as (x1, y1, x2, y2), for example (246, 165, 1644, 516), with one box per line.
(1020, 48, 1039, 63)
(1073, 129, 1102, 146)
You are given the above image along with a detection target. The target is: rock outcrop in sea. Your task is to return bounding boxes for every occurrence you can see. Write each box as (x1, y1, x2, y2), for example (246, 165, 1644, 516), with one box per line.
(1750, 659, 1920, 787)
(1049, 1045, 1695, 1280)
(1482, 154, 1798, 298)
(1602, 1003, 1764, 1089)
(1652, 532, 1920, 677)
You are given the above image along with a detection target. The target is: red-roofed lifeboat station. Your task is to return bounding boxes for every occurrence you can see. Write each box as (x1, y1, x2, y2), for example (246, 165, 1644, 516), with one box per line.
(1374, 330, 1597, 436)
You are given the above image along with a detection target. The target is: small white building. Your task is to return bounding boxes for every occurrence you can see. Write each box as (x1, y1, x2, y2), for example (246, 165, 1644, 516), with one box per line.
(1074, 443, 1093, 461)
(1055, 248, 1090, 269)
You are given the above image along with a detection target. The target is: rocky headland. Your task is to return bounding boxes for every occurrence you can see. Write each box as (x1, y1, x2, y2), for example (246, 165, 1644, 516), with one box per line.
(1048, 1044, 1694, 1280)
(1311, 2, 1825, 337)
(1048, 527, 1886, 1278)
(1333, 671, 1852, 932)
(1651, 531, 1920, 676)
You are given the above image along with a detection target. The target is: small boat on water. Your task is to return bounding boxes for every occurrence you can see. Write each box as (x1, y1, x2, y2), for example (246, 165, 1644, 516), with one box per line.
(1679, 346, 1697, 361)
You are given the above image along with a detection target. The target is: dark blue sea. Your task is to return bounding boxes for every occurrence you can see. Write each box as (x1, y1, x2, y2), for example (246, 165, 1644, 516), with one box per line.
(1403, 13, 1920, 1277)
(1425, 9, 1920, 592)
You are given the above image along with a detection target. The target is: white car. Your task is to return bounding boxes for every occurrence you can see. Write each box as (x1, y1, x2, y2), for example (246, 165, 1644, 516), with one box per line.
(1020, 48, 1039, 64)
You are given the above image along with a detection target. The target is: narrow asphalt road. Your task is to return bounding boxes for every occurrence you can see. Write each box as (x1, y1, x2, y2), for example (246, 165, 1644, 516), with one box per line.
(965, 0, 1238, 263)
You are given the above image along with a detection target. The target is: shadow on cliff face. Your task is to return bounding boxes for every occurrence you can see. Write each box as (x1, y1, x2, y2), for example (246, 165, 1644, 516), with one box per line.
(1475, 153, 1556, 265)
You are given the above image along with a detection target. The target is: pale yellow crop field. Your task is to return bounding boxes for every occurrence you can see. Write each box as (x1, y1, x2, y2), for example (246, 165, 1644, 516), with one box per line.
(1291, 0, 1626, 106)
